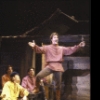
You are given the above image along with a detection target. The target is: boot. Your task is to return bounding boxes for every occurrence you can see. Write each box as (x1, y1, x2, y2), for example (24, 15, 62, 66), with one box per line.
(55, 89, 61, 100)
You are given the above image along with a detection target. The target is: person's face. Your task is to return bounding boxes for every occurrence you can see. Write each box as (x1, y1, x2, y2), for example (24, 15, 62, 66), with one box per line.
(7, 67, 13, 74)
(28, 69, 35, 78)
(51, 35, 59, 45)
(12, 75, 20, 84)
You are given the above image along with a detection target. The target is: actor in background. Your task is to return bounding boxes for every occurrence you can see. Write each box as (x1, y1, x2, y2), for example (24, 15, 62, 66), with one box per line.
(1, 65, 13, 87)
(21, 68, 36, 93)
(0, 72, 29, 100)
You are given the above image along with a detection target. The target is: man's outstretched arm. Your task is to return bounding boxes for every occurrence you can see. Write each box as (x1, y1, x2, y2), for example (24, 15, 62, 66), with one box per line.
(63, 41, 86, 55)
(28, 41, 45, 53)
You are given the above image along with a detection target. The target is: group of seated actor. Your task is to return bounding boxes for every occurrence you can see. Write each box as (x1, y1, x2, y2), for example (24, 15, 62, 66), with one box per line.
(0, 65, 42, 100)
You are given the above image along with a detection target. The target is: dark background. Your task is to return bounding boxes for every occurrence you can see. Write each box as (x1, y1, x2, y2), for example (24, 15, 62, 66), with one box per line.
(0, 2, 90, 99)
(0, 0, 90, 36)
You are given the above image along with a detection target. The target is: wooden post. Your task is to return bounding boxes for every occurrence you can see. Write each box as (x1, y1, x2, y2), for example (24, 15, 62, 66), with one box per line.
(31, 51, 36, 75)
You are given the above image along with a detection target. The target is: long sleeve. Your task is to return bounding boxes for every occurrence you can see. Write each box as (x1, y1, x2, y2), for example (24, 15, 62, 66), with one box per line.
(63, 45, 80, 55)
(33, 45, 46, 54)
(21, 76, 36, 93)
(19, 86, 29, 97)
(1, 81, 29, 100)
(21, 78, 28, 89)
(21, 78, 30, 92)
(1, 82, 11, 100)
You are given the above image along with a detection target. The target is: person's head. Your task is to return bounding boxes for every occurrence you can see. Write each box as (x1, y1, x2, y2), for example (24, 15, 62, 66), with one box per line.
(5, 65, 13, 75)
(50, 32, 59, 45)
(10, 72, 20, 83)
(27, 68, 35, 78)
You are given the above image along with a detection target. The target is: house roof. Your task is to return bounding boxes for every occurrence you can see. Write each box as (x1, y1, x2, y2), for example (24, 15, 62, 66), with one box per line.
(1, 8, 89, 39)
(22, 8, 79, 36)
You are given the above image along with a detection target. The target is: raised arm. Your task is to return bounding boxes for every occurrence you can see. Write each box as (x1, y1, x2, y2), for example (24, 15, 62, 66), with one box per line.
(19, 85, 29, 98)
(63, 41, 85, 55)
(28, 42, 45, 53)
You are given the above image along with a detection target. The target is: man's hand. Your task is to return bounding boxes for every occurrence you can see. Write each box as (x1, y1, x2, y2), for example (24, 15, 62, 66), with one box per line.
(28, 42, 35, 48)
(78, 41, 85, 47)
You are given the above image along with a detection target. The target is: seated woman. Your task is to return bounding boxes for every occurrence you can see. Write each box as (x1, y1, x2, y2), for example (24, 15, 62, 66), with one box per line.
(0, 72, 29, 100)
